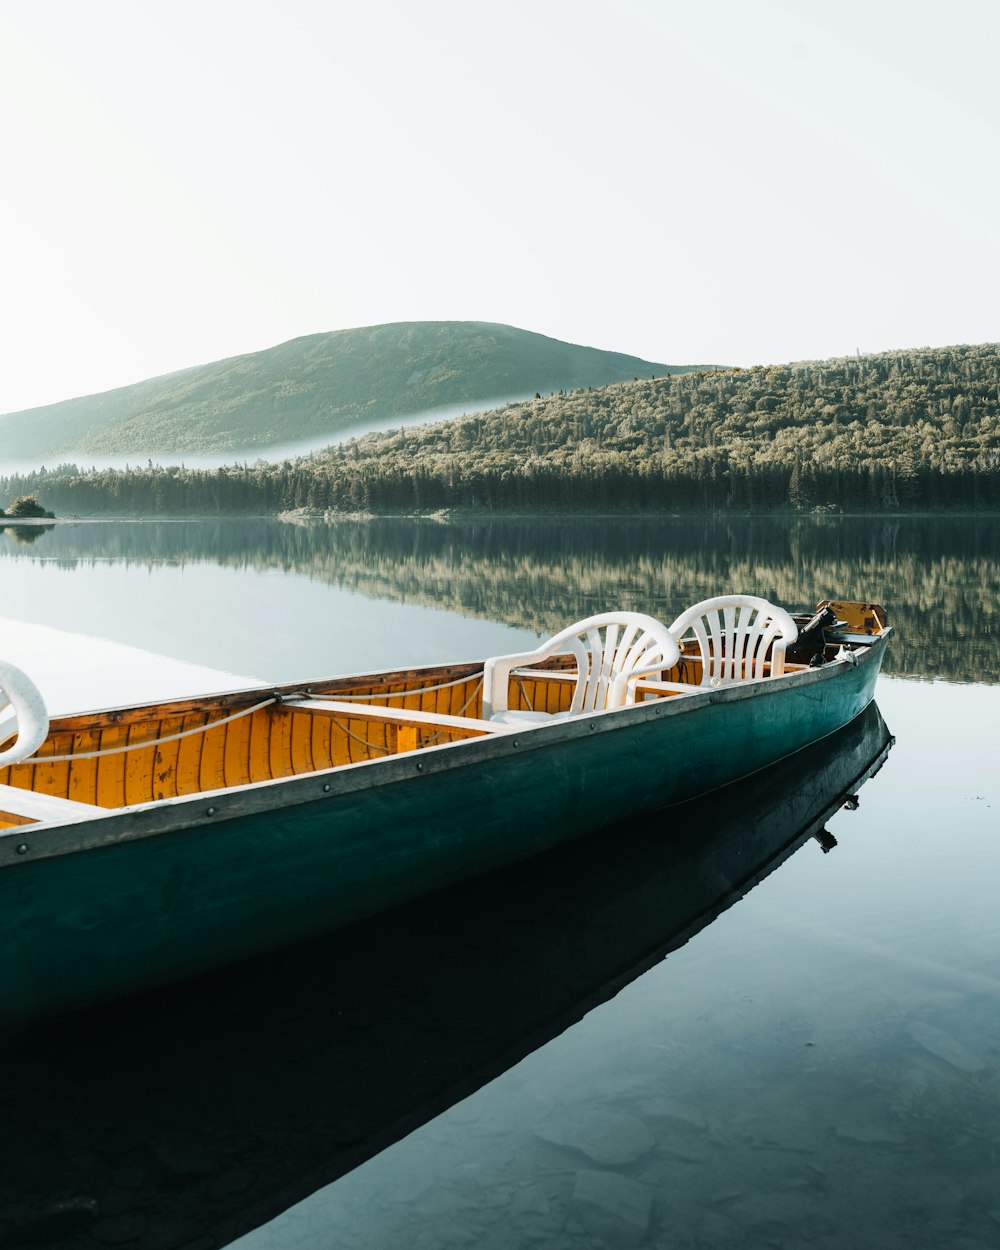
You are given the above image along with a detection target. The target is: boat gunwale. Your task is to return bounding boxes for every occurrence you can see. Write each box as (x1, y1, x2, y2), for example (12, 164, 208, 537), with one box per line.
(0, 628, 891, 869)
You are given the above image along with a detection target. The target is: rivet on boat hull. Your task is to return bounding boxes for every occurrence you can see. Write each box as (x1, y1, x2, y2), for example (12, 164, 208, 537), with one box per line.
(206, 807, 216, 816)
(16, 844, 28, 856)
(322, 783, 331, 793)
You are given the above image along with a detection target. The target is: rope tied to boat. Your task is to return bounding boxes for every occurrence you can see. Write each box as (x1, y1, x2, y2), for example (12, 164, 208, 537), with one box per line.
(15, 672, 488, 767)
(18, 697, 279, 765)
(316, 671, 484, 701)
(335, 676, 485, 753)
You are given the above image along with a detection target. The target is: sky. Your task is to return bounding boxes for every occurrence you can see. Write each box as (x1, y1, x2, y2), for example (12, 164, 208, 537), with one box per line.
(1, 0, 998, 415)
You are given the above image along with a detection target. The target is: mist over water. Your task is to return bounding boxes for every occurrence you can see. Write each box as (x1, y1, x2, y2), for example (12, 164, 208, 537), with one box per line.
(0, 394, 528, 477)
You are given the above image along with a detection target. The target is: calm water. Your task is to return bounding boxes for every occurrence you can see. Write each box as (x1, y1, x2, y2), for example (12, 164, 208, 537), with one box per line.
(1, 516, 999, 1250)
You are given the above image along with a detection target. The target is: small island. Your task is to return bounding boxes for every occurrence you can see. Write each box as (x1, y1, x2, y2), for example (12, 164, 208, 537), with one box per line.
(0, 495, 55, 521)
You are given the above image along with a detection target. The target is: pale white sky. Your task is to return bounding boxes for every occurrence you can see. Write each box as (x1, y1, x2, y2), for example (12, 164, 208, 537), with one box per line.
(1, 0, 997, 414)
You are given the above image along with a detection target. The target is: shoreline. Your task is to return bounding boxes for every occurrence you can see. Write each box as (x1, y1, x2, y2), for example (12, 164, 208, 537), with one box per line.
(4, 507, 1000, 527)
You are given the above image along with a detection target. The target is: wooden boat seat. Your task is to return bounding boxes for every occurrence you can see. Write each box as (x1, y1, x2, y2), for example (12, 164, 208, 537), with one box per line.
(286, 699, 510, 737)
(504, 668, 702, 716)
(630, 679, 707, 697)
(0, 783, 105, 826)
(633, 664, 809, 699)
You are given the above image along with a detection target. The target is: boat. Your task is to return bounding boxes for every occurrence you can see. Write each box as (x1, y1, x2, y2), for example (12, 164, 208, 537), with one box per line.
(0, 594, 891, 1027)
(0, 702, 893, 1249)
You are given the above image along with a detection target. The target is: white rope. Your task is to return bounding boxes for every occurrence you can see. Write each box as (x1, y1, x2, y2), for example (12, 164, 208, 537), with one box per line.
(404, 678, 485, 746)
(333, 678, 485, 752)
(23, 697, 278, 765)
(325, 671, 484, 701)
(515, 677, 535, 712)
(342, 726, 392, 755)
(19, 673, 486, 768)
(452, 678, 484, 720)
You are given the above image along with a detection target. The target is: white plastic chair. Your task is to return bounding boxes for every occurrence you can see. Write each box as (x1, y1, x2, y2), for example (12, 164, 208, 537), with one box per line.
(482, 612, 681, 726)
(667, 595, 798, 687)
(0, 660, 50, 767)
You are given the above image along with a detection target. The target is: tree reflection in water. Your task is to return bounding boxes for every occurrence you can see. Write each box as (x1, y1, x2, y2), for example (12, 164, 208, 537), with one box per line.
(2, 515, 996, 683)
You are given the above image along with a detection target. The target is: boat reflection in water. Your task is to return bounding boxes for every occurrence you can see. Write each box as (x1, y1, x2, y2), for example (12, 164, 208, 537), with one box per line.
(0, 703, 892, 1250)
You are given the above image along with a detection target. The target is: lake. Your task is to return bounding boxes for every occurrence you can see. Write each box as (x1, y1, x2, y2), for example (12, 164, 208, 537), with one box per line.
(1, 515, 998, 1250)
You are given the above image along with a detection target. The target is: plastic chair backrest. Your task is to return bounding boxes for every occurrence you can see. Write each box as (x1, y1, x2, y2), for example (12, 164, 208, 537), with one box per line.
(482, 612, 681, 719)
(0, 660, 50, 767)
(668, 595, 798, 686)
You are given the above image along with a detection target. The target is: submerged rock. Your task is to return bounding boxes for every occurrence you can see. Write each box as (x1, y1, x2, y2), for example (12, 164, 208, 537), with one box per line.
(833, 1119, 907, 1145)
(90, 1213, 148, 1245)
(641, 1095, 708, 1133)
(153, 1134, 216, 1179)
(533, 1109, 656, 1166)
(908, 1022, 987, 1074)
(697, 1209, 744, 1246)
(570, 1169, 652, 1247)
(725, 1191, 833, 1239)
(5, 1196, 99, 1245)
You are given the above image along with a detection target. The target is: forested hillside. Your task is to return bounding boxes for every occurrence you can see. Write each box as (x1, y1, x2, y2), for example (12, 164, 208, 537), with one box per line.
(3, 342, 1000, 514)
(0, 321, 680, 460)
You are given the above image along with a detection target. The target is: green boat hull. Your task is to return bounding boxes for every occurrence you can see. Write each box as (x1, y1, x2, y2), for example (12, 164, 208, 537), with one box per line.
(0, 704, 893, 1249)
(0, 636, 887, 1028)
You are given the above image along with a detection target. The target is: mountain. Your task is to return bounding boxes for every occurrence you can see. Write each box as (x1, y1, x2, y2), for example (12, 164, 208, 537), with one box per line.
(0, 322, 699, 461)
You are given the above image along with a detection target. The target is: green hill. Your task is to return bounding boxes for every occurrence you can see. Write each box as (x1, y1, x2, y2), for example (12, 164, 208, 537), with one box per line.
(0, 321, 694, 460)
(6, 342, 999, 515)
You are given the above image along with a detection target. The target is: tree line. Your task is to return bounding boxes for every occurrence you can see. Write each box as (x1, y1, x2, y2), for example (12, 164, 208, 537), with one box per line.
(3, 342, 1000, 515)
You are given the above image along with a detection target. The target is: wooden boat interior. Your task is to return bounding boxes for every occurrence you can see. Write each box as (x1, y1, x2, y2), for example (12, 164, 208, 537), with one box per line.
(0, 599, 887, 830)
(0, 659, 680, 826)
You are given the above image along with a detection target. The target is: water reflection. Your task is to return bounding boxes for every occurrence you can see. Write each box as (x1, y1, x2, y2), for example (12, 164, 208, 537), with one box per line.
(234, 678, 1000, 1250)
(0, 523, 53, 545)
(0, 705, 891, 1250)
(1, 515, 998, 683)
